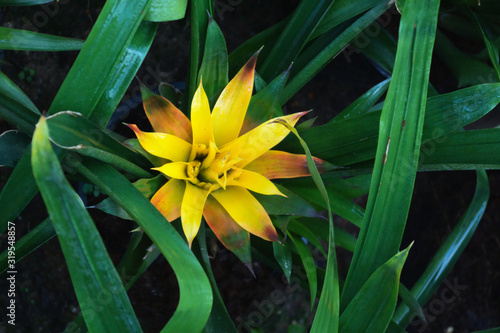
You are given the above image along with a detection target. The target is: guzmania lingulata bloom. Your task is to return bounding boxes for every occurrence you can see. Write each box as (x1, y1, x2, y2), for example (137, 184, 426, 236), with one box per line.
(128, 54, 329, 262)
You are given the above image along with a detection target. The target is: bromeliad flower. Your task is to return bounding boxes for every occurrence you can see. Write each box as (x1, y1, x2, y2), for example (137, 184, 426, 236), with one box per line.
(128, 54, 329, 262)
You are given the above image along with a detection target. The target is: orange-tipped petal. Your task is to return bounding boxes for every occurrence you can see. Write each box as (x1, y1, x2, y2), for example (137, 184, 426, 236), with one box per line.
(203, 197, 252, 266)
(211, 54, 258, 146)
(211, 187, 278, 242)
(127, 124, 192, 162)
(141, 85, 192, 143)
(221, 111, 308, 168)
(181, 183, 209, 248)
(245, 150, 332, 179)
(227, 169, 286, 196)
(191, 81, 214, 146)
(151, 179, 185, 222)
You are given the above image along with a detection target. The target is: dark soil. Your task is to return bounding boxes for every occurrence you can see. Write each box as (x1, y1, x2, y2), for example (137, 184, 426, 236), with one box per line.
(1, 1, 499, 333)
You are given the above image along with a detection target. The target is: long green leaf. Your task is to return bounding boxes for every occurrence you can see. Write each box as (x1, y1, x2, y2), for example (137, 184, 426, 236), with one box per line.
(0, 130, 30, 168)
(258, 0, 335, 82)
(281, 1, 392, 104)
(75, 159, 213, 333)
(339, 246, 410, 333)
(0, 26, 84, 51)
(31, 117, 142, 332)
(393, 170, 489, 327)
(341, 0, 440, 309)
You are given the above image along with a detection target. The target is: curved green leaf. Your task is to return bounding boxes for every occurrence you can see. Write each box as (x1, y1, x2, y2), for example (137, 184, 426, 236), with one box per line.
(32, 117, 142, 332)
(393, 170, 489, 327)
(75, 159, 213, 333)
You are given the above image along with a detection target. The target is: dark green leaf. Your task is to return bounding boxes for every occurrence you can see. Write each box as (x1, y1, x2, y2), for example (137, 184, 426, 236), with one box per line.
(0, 26, 84, 51)
(31, 117, 142, 332)
(341, 0, 440, 309)
(0, 130, 31, 167)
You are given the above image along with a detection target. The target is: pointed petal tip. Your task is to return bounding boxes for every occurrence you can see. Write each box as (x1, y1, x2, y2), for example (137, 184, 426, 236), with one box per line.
(245, 263, 256, 278)
(266, 226, 280, 243)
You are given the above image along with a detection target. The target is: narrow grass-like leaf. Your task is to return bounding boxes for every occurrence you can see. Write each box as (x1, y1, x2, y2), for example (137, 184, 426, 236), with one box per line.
(281, 2, 391, 104)
(253, 184, 320, 218)
(75, 159, 213, 333)
(0, 0, 52, 5)
(0, 27, 84, 51)
(196, 225, 238, 333)
(332, 79, 390, 122)
(144, 0, 188, 22)
(341, 0, 440, 309)
(276, 121, 339, 333)
(393, 170, 489, 327)
(185, 0, 211, 113)
(31, 117, 142, 332)
(288, 232, 317, 312)
(0, 71, 39, 115)
(339, 246, 411, 333)
(273, 241, 293, 282)
(258, 0, 334, 82)
(469, 9, 500, 81)
(198, 16, 228, 107)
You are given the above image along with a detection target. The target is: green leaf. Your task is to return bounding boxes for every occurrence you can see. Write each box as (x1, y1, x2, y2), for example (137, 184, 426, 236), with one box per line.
(273, 241, 293, 282)
(332, 78, 390, 122)
(47, 0, 153, 118)
(0, 26, 84, 51)
(341, 0, 440, 309)
(254, 184, 320, 218)
(434, 30, 496, 87)
(339, 246, 411, 333)
(281, 1, 392, 104)
(288, 232, 317, 312)
(277, 122, 339, 333)
(0, 130, 31, 167)
(259, 0, 335, 82)
(0, 71, 39, 115)
(144, 0, 188, 22)
(243, 67, 289, 133)
(75, 159, 213, 333)
(469, 9, 500, 81)
(393, 170, 489, 327)
(31, 117, 142, 332)
(198, 16, 229, 107)
(421, 129, 500, 169)
(91, 21, 159, 128)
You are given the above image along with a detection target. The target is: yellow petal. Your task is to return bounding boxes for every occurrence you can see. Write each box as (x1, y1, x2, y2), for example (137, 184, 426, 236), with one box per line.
(141, 85, 192, 143)
(181, 183, 209, 248)
(227, 169, 286, 196)
(127, 124, 192, 162)
(221, 111, 308, 167)
(211, 187, 278, 242)
(245, 150, 331, 179)
(211, 54, 258, 146)
(191, 81, 214, 146)
(151, 179, 185, 222)
(153, 162, 190, 180)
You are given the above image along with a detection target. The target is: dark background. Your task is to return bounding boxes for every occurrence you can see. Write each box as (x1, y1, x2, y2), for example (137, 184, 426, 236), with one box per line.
(1, 1, 499, 332)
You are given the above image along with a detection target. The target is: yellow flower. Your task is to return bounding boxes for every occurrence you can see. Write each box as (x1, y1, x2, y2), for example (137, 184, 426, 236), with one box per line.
(128, 55, 328, 258)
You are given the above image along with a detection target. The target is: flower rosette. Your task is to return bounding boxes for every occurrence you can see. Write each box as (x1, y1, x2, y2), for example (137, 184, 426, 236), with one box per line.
(128, 54, 330, 265)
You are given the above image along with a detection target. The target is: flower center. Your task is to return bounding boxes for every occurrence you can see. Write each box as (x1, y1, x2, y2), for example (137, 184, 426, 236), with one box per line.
(187, 142, 241, 191)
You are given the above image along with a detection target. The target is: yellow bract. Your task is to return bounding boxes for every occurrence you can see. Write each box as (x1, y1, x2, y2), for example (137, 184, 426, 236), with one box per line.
(130, 56, 322, 251)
